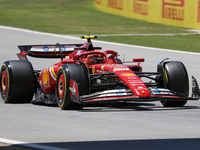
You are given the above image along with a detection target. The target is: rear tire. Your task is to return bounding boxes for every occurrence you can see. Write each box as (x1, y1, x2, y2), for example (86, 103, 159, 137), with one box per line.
(0, 60, 35, 103)
(161, 61, 189, 107)
(56, 64, 89, 110)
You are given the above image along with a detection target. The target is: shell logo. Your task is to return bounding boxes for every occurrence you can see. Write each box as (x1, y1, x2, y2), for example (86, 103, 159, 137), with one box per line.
(122, 73, 135, 77)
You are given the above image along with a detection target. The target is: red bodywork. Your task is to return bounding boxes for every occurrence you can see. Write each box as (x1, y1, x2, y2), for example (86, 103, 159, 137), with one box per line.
(17, 36, 199, 105)
(37, 48, 146, 97)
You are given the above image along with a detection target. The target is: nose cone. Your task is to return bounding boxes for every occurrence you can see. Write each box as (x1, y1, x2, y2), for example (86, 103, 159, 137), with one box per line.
(116, 71, 150, 98)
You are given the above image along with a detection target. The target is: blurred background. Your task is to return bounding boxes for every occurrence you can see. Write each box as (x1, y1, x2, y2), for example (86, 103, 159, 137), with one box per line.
(0, 0, 199, 52)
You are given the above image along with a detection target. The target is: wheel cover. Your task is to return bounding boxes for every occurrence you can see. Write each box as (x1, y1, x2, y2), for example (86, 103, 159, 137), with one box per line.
(58, 74, 65, 100)
(1, 70, 8, 94)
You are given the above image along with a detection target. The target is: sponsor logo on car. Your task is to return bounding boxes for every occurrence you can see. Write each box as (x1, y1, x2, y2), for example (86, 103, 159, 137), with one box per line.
(60, 46, 66, 51)
(138, 86, 144, 89)
(42, 69, 50, 87)
(116, 89, 123, 95)
(43, 46, 49, 51)
(92, 66, 95, 74)
(122, 73, 135, 77)
(114, 68, 129, 71)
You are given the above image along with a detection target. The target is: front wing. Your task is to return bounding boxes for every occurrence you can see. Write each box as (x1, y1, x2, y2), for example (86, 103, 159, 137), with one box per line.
(79, 90, 199, 104)
(78, 76, 200, 104)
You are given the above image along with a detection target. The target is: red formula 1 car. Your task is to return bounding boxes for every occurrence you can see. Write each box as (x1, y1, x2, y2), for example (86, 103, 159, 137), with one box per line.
(1, 36, 200, 110)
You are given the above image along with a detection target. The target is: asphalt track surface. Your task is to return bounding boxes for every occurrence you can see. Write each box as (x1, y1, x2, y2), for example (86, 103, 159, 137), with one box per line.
(0, 26, 200, 150)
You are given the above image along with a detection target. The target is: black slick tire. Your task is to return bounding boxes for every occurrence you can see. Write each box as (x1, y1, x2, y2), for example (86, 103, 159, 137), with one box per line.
(161, 61, 189, 107)
(0, 60, 35, 103)
(56, 64, 89, 110)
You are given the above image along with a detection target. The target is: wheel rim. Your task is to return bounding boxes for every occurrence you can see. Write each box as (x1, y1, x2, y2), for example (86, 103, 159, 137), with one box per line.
(58, 74, 65, 100)
(1, 70, 8, 94)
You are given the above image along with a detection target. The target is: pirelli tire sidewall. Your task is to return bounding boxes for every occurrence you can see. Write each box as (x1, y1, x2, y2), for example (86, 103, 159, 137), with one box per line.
(0, 61, 12, 102)
(56, 65, 71, 109)
(56, 64, 88, 110)
(0, 60, 35, 103)
(161, 61, 189, 107)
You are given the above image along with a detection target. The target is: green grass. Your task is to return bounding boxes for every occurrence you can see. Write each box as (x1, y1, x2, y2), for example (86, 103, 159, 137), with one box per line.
(98, 35, 200, 53)
(0, 0, 199, 52)
(0, 0, 188, 34)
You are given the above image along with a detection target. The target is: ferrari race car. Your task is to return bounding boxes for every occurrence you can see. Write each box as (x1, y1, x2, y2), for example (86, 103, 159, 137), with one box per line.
(1, 36, 200, 110)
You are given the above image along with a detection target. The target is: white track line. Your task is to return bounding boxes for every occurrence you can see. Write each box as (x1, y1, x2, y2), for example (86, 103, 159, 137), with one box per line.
(0, 138, 70, 150)
(0, 25, 200, 56)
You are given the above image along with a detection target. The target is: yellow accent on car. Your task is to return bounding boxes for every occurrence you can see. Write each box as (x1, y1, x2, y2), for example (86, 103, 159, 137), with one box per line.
(80, 35, 97, 39)
(122, 73, 135, 77)
(43, 69, 49, 85)
(51, 67, 57, 79)
(164, 69, 168, 86)
(92, 66, 95, 74)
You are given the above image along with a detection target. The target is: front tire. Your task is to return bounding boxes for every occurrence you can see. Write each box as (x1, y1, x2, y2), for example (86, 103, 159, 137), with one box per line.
(55, 64, 89, 110)
(0, 60, 35, 103)
(161, 61, 189, 107)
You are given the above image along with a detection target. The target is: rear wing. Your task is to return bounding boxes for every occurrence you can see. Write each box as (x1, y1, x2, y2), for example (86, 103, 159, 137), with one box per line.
(17, 35, 101, 60)
(18, 43, 83, 59)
